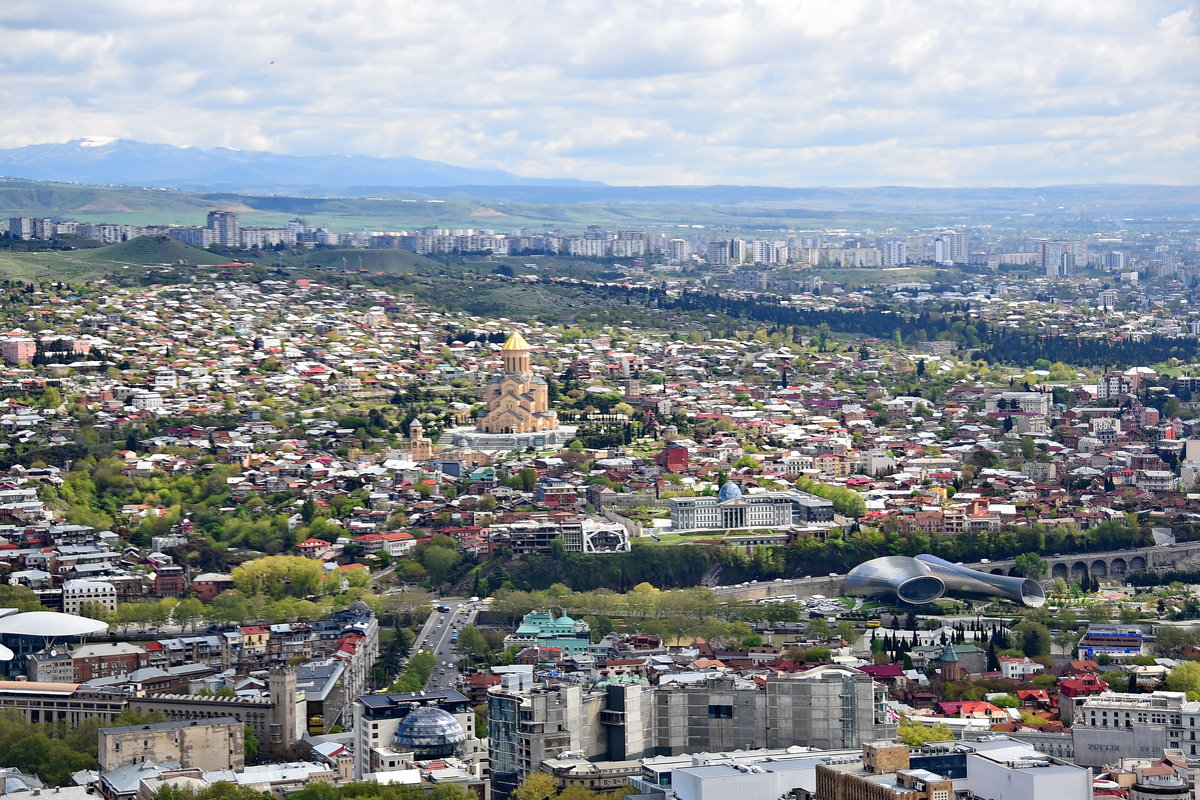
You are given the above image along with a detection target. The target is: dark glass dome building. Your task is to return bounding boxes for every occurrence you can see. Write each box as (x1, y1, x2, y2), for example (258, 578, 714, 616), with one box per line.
(393, 707, 467, 758)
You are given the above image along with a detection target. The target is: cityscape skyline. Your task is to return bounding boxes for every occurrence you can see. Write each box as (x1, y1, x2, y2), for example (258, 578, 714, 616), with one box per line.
(1, 0, 1197, 187)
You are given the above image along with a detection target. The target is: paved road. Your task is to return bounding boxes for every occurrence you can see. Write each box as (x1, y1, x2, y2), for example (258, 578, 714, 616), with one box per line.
(410, 598, 480, 691)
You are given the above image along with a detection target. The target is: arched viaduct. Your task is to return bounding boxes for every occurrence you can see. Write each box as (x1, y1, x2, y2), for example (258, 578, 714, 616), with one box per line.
(712, 542, 1200, 603)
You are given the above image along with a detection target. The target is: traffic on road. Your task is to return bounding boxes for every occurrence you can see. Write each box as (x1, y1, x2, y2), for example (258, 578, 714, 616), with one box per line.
(409, 597, 481, 691)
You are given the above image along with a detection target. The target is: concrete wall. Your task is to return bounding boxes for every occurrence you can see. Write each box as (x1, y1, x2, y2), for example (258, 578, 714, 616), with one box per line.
(99, 719, 244, 772)
(1073, 724, 1169, 768)
(964, 753, 1092, 800)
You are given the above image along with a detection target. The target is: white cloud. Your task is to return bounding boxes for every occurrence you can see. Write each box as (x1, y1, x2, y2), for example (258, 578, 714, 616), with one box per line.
(0, 0, 1196, 185)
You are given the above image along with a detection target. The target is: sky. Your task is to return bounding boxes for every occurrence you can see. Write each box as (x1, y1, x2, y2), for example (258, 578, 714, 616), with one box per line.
(1, 0, 1198, 187)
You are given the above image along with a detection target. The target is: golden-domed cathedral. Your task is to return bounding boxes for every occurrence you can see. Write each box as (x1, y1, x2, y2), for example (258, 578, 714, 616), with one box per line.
(476, 331, 560, 434)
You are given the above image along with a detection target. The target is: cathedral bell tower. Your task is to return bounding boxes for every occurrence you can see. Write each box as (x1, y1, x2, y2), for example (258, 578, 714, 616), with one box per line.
(501, 330, 531, 374)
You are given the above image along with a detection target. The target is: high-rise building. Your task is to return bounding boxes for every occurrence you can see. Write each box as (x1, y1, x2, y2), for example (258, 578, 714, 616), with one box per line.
(729, 238, 748, 264)
(706, 240, 730, 266)
(933, 231, 968, 265)
(906, 234, 928, 262)
(666, 238, 692, 263)
(487, 666, 893, 797)
(206, 210, 240, 248)
(168, 227, 215, 247)
(883, 240, 908, 267)
(6, 217, 54, 240)
(1037, 240, 1083, 278)
(352, 689, 481, 779)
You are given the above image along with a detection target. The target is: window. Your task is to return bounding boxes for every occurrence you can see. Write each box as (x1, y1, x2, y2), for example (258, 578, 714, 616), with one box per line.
(707, 705, 733, 719)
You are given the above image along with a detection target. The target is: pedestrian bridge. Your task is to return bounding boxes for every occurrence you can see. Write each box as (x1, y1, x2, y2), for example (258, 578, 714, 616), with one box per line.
(976, 543, 1200, 583)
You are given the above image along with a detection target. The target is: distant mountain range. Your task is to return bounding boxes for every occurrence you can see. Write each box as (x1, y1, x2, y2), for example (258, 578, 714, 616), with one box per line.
(1, 139, 1197, 216)
(0, 138, 602, 191)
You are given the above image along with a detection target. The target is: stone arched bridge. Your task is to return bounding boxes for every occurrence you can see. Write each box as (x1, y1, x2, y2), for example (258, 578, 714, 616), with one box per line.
(978, 543, 1200, 583)
(712, 542, 1200, 603)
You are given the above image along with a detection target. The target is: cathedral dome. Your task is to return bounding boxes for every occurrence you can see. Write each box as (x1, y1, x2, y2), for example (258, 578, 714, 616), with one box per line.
(718, 481, 743, 502)
(501, 330, 530, 351)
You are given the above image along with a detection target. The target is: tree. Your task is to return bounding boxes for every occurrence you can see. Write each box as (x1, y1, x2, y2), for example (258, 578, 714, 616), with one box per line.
(1154, 626, 1198, 656)
(1014, 552, 1048, 579)
(558, 786, 602, 800)
(231, 555, 325, 599)
(173, 596, 205, 632)
(0, 585, 44, 612)
(511, 771, 557, 800)
(1164, 662, 1200, 700)
(77, 600, 115, 624)
(456, 624, 495, 666)
(517, 468, 538, 493)
(419, 545, 462, 586)
(732, 455, 760, 470)
(243, 725, 259, 762)
(1102, 670, 1129, 690)
(897, 717, 956, 745)
(1015, 620, 1052, 657)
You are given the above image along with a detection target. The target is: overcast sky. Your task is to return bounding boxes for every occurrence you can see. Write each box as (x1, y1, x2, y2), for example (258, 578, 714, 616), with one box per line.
(1, 0, 1197, 186)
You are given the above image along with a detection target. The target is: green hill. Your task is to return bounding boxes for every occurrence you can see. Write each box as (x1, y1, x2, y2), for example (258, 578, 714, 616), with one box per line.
(277, 248, 440, 274)
(76, 235, 229, 266)
(0, 235, 229, 280)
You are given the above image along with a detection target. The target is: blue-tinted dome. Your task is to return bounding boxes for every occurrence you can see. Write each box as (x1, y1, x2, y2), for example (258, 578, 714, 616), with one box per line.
(394, 707, 467, 756)
(718, 481, 743, 502)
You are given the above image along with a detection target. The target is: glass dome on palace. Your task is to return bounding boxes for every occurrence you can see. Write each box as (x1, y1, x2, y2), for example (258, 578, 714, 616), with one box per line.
(718, 481, 743, 502)
(393, 707, 467, 757)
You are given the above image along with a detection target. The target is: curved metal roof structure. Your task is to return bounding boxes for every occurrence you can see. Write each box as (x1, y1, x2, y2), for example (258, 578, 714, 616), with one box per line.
(843, 556, 945, 605)
(0, 644, 13, 661)
(0, 611, 108, 637)
(844, 554, 1045, 607)
(915, 554, 1046, 608)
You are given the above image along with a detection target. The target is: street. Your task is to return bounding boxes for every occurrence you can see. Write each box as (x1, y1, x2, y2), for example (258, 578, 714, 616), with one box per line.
(409, 598, 480, 691)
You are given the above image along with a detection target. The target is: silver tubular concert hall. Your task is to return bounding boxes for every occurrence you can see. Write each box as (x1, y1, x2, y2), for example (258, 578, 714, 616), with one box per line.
(844, 554, 1046, 607)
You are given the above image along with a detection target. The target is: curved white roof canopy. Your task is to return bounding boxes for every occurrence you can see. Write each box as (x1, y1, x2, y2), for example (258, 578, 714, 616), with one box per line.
(0, 611, 108, 637)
